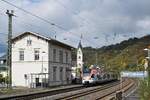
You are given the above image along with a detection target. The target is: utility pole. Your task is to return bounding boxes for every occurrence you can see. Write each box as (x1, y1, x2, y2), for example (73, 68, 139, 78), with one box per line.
(6, 10, 14, 88)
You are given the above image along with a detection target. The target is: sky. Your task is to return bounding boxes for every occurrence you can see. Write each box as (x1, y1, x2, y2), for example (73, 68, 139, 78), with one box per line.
(1, 0, 150, 48)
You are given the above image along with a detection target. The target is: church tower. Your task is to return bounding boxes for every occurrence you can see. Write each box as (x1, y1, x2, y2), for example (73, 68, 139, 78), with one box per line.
(77, 41, 83, 70)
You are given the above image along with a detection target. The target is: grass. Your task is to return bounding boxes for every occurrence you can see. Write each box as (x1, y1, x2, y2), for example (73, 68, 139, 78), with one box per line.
(139, 78, 150, 100)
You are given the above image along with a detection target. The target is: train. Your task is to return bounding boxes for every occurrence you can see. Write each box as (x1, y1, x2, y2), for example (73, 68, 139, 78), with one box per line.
(82, 66, 118, 86)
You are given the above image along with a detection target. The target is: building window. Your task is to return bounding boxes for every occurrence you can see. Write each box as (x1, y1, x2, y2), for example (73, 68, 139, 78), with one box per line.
(66, 52, 68, 63)
(53, 66, 57, 81)
(0, 60, 3, 64)
(79, 63, 81, 67)
(60, 67, 63, 81)
(53, 49, 56, 62)
(59, 50, 63, 63)
(27, 39, 32, 46)
(34, 49, 39, 60)
(19, 50, 24, 61)
(78, 56, 81, 59)
(78, 51, 81, 54)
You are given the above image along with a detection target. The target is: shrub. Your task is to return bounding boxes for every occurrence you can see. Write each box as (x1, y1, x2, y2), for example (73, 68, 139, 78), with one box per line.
(139, 78, 150, 100)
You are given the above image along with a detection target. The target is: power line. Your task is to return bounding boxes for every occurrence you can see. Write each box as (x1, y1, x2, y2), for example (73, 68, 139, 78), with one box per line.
(1, 0, 66, 30)
(0, 0, 80, 41)
(55, 0, 90, 25)
(1, 0, 98, 47)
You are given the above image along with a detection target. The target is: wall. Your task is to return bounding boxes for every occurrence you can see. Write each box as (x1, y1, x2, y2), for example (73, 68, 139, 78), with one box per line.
(12, 34, 48, 87)
(48, 43, 72, 86)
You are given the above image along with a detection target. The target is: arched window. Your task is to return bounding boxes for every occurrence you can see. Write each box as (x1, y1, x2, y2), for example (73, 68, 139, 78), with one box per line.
(79, 56, 81, 59)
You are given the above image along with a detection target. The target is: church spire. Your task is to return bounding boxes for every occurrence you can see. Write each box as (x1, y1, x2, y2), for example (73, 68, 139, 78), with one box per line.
(78, 41, 82, 49)
(78, 34, 83, 48)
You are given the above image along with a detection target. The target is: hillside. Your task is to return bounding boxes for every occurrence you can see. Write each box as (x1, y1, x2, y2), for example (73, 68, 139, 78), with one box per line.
(82, 35, 150, 71)
(0, 35, 150, 72)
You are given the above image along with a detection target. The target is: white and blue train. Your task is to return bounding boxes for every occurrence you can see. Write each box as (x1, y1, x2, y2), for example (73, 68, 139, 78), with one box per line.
(82, 67, 118, 85)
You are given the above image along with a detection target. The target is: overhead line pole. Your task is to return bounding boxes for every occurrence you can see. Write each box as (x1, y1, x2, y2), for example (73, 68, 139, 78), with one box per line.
(6, 10, 14, 88)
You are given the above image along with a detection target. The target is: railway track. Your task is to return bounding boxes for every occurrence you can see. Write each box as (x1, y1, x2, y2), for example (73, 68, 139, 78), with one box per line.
(50, 79, 133, 100)
(0, 79, 133, 100)
(0, 81, 117, 100)
(96, 79, 134, 100)
(57, 81, 121, 100)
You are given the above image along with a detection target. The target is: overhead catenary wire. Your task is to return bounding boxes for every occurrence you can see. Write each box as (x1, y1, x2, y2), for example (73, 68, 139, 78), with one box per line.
(55, 0, 90, 25)
(1, 0, 66, 30)
(1, 0, 99, 47)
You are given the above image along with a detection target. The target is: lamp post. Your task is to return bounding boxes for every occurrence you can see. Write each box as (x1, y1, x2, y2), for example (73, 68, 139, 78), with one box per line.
(41, 51, 46, 88)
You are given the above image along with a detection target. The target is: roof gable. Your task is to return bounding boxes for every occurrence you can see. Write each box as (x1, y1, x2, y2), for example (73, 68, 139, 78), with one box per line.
(12, 32, 74, 50)
(12, 32, 50, 42)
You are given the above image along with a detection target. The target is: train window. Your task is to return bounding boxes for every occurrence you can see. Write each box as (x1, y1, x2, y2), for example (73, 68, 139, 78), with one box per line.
(91, 74, 95, 78)
(112, 74, 115, 78)
(107, 74, 110, 79)
(97, 74, 101, 79)
(103, 74, 106, 79)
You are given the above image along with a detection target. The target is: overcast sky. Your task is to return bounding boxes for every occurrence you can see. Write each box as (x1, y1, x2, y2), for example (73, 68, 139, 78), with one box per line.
(1, 0, 150, 47)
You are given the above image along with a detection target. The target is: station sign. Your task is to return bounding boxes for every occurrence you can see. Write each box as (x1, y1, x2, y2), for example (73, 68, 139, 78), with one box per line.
(121, 71, 148, 78)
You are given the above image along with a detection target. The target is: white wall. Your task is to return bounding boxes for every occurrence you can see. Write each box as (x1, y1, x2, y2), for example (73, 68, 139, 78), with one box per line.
(77, 48, 83, 68)
(12, 34, 48, 87)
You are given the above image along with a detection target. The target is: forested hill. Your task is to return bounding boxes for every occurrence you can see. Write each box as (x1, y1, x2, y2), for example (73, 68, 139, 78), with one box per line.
(82, 35, 150, 71)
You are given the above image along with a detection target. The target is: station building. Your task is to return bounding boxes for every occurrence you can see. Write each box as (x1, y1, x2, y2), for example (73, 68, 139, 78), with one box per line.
(11, 32, 73, 87)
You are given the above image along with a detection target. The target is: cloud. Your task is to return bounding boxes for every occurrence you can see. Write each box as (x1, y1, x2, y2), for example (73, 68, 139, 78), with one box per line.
(1, 0, 150, 47)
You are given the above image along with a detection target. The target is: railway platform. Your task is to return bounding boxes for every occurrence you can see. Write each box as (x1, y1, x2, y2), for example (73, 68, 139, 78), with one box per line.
(0, 84, 82, 99)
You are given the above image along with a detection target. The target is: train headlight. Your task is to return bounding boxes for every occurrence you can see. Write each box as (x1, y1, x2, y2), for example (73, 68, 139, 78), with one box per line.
(89, 78, 94, 83)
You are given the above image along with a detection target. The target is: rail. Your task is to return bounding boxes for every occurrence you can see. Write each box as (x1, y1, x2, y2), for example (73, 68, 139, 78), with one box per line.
(54, 79, 133, 100)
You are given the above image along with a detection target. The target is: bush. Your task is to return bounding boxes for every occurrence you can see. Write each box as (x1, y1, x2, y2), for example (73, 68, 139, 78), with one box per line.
(139, 78, 150, 100)
(0, 74, 6, 83)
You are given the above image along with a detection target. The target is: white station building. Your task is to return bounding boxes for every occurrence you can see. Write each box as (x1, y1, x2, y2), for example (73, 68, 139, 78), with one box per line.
(11, 32, 73, 87)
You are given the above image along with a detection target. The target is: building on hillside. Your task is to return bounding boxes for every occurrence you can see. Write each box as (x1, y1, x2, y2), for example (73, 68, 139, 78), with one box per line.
(77, 41, 83, 69)
(11, 32, 74, 88)
(71, 41, 83, 83)
(76, 41, 83, 78)
(0, 55, 7, 77)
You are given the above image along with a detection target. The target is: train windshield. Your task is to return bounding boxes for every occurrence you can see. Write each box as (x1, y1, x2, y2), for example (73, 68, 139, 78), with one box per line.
(83, 68, 91, 76)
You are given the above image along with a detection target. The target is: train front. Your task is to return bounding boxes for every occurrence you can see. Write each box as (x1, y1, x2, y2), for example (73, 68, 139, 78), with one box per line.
(82, 67, 97, 85)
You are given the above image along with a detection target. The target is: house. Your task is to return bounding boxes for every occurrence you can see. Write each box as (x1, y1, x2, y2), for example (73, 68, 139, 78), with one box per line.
(11, 32, 74, 87)
(0, 55, 7, 77)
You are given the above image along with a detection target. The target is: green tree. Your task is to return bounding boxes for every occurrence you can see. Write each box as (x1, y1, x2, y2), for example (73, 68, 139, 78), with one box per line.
(0, 74, 5, 83)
